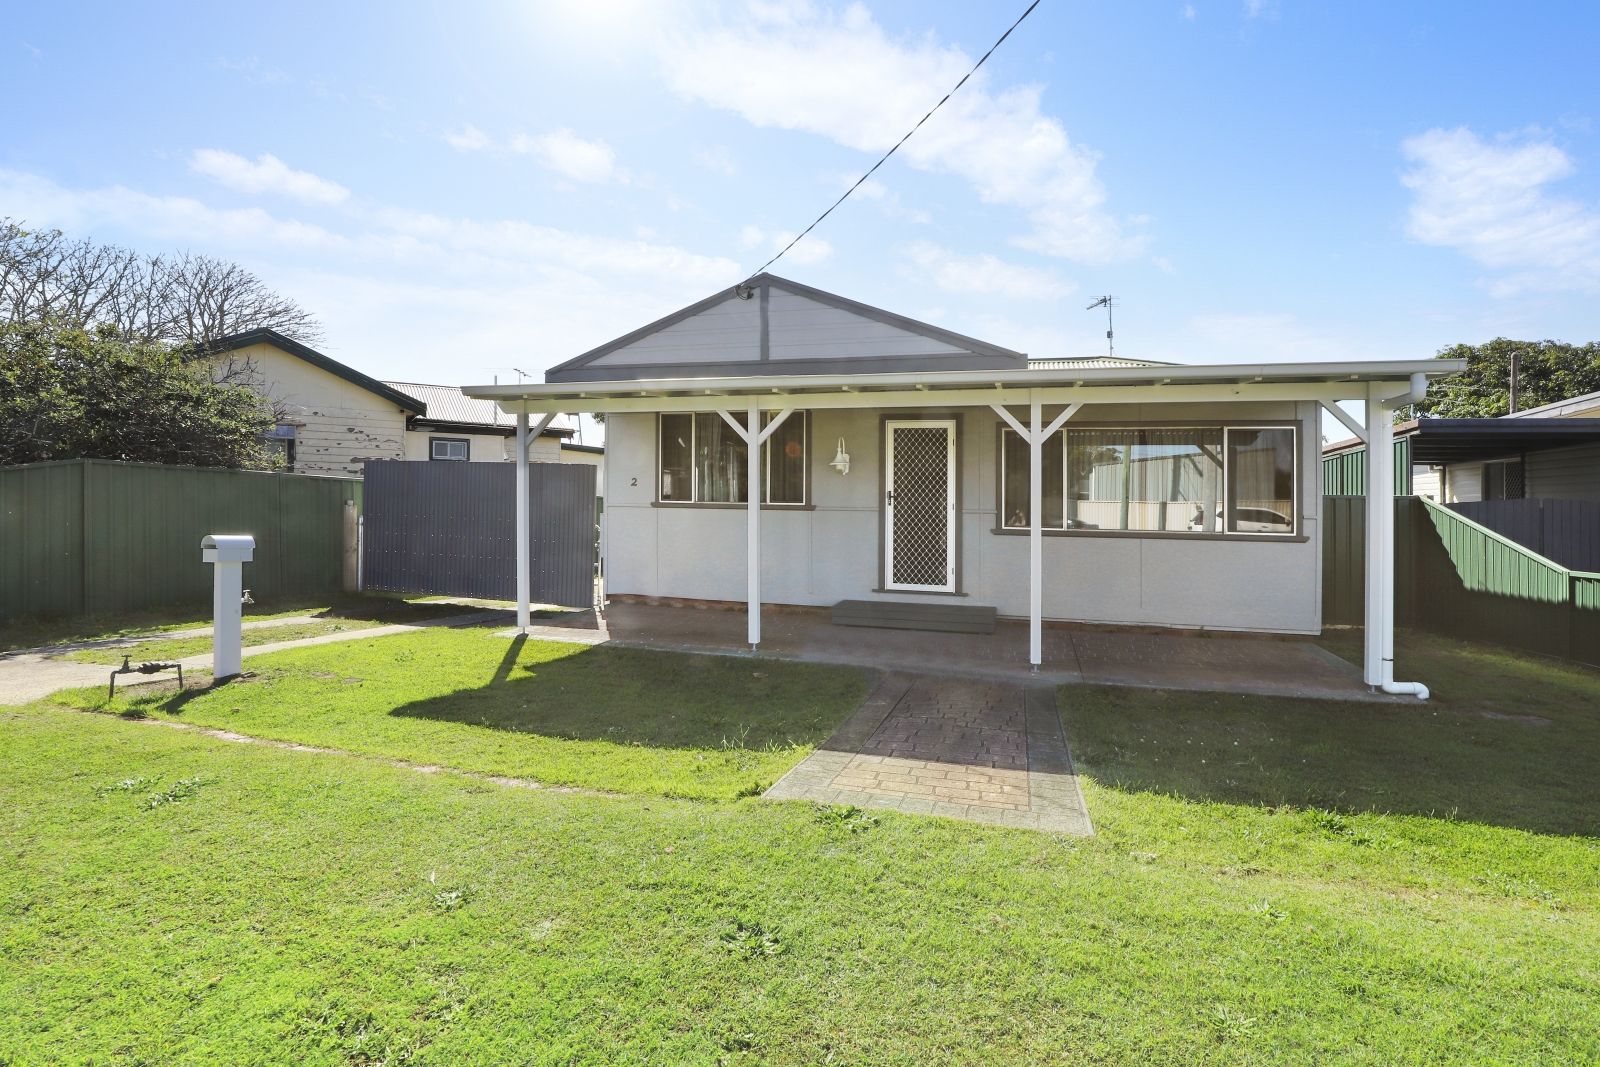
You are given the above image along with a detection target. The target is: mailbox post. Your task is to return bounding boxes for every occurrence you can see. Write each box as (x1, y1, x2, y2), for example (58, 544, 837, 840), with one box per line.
(202, 534, 255, 681)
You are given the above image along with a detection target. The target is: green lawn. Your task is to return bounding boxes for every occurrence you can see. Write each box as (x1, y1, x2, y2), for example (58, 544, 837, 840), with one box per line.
(0, 593, 478, 653)
(64, 615, 467, 666)
(4, 629, 1598, 1063)
(53, 627, 870, 801)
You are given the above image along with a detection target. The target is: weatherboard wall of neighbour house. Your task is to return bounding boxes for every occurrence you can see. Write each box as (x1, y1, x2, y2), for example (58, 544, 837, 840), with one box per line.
(211, 342, 412, 478)
(399, 430, 562, 464)
(602, 400, 1324, 634)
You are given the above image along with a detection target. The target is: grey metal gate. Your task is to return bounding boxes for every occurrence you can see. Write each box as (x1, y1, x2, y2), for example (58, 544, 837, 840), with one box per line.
(361, 460, 596, 607)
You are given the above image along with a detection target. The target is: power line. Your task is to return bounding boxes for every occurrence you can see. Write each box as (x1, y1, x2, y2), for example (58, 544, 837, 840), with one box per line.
(743, 0, 1045, 281)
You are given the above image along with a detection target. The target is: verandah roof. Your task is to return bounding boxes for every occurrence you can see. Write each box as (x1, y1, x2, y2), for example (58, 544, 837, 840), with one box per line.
(464, 359, 1465, 415)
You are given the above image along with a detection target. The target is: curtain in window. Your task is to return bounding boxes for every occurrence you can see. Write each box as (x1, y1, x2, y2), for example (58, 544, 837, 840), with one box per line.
(660, 413, 692, 501)
(764, 413, 805, 504)
(694, 412, 748, 503)
(1067, 428, 1222, 531)
(1001, 430, 1064, 529)
(1225, 428, 1294, 533)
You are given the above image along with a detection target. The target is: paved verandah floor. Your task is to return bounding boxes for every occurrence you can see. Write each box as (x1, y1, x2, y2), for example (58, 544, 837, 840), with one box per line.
(763, 673, 1092, 834)
(525, 601, 1392, 702)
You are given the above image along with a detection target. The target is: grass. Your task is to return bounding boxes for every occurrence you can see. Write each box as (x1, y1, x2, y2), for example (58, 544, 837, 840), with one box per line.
(0, 593, 481, 653)
(64, 615, 466, 665)
(4, 628, 1598, 1063)
(52, 627, 870, 801)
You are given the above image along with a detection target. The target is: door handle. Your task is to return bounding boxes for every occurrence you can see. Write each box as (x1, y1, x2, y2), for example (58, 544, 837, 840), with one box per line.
(885, 489, 895, 506)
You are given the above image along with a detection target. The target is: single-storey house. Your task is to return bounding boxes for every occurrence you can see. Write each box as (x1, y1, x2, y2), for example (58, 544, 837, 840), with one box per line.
(465, 274, 1465, 697)
(202, 328, 580, 477)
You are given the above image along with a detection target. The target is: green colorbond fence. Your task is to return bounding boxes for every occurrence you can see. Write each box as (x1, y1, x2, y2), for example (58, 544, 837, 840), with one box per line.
(0, 459, 360, 621)
(1321, 436, 1412, 496)
(1323, 494, 1600, 667)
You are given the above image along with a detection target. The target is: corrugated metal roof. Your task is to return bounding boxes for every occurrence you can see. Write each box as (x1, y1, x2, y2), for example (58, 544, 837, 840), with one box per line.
(383, 382, 572, 434)
(1028, 356, 1176, 369)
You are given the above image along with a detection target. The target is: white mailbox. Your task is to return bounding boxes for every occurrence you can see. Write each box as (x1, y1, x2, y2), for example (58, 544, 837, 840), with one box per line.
(202, 534, 255, 681)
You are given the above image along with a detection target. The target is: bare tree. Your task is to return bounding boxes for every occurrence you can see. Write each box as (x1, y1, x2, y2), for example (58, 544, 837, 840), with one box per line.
(0, 219, 322, 346)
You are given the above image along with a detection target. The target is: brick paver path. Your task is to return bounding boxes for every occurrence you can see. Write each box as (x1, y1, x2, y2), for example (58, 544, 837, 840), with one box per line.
(765, 674, 1092, 834)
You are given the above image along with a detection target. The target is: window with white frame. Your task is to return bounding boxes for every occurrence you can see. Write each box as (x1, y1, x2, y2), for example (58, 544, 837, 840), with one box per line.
(658, 412, 807, 504)
(999, 425, 1297, 536)
(430, 437, 470, 461)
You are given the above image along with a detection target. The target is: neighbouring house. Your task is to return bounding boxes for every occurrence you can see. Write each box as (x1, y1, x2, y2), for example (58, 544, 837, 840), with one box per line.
(1323, 389, 1600, 503)
(201, 329, 584, 478)
(465, 274, 1465, 696)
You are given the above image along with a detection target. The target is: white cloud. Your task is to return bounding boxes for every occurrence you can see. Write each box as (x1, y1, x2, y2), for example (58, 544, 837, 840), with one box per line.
(902, 241, 1071, 299)
(1400, 126, 1600, 295)
(443, 125, 492, 151)
(512, 129, 623, 184)
(446, 127, 627, 184)
(1243, 0, 1275, 18)
(1181, 4, 1197, 21)
(0, 165, 742, 386)
(189, 149, 349, 205)
(659, 3, 1146, 264)
(739, 224, 833, 266)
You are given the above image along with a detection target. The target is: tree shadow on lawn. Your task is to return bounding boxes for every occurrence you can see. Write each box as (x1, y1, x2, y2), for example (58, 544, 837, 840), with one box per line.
(1064, 632, 1600, 838)
(387, 639, 866, 754)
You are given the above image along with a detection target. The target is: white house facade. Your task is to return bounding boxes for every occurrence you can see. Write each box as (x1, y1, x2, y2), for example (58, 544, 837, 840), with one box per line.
(466, 274, 1464, 696)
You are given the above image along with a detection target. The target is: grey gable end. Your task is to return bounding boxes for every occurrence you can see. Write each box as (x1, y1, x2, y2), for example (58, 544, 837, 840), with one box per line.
(544, 273, 1028, 383)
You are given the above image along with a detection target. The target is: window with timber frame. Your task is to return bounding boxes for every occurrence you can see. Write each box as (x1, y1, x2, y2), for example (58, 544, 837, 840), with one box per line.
(658, 411, 808, 505)
(998, 424, 1298, 536)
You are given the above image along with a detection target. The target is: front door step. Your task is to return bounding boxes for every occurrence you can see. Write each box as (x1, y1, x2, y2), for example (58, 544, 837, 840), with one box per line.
(831, 599, 997, 635)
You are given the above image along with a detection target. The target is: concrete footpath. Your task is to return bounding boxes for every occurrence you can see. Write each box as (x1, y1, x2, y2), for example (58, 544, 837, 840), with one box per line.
(0, 611, 506, 705)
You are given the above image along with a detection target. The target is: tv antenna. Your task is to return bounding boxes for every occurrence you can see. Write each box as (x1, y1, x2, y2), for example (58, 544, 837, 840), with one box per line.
(1086, 295, 1115, 359)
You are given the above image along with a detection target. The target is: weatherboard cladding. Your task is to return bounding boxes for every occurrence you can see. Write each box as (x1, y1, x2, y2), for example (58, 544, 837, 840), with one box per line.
(544, 273, 1027, 384)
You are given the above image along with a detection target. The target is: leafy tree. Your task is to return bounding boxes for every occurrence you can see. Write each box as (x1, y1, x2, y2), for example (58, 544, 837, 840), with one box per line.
(0, 320, 280, 469)
(1417, 339, 1600, 419)
(0, 219, 321, 345)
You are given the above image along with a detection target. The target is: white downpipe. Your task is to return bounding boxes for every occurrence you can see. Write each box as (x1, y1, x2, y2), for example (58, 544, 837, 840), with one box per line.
(1365, 384, 1429, 699)
(515, 404, 530, 633)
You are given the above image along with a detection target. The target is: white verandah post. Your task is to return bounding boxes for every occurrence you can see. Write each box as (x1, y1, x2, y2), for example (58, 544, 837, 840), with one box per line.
(991, 394, 1080, 670)
(514, 407, 559, 634)
(515, 405, 530, 632)
(1364, 384, 1393, 688)
(717, 403, 794, 651)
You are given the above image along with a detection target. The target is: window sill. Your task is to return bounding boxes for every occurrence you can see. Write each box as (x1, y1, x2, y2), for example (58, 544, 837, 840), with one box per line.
(990, 527, 1309, 544)
(651, 501, 816, 511)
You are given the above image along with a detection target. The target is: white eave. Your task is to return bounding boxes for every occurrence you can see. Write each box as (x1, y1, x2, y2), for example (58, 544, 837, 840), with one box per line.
(463, 359, 1467, 415)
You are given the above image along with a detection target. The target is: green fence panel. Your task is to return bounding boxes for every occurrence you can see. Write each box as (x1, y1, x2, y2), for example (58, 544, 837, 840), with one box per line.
(1321, 437, 1411, 496)
(1, 459, 358, 621)
(1568, 573, 1600, 668)
(1412, 496, 1573, 659)
(0, 460, 86, 619)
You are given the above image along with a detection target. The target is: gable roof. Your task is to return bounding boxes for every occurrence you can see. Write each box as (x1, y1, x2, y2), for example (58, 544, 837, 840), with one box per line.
(383, 381, 573, 437)
(202, 328, 426, 415)
(545, 272, 1027, 383)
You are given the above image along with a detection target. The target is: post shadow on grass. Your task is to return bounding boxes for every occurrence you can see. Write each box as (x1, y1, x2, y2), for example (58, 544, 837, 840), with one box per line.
(388, 642, 850, 753)
(1063, 683, 1599, 838)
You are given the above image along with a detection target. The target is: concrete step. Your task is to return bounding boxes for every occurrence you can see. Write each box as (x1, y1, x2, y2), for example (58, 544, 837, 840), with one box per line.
(831, 599, 997, 635)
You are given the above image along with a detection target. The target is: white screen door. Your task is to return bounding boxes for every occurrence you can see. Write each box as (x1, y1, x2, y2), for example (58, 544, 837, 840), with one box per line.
(884, 420, 957, 592)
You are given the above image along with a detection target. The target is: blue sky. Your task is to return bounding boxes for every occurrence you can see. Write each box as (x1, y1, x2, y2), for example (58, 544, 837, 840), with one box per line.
(6, 0, 1599, 437)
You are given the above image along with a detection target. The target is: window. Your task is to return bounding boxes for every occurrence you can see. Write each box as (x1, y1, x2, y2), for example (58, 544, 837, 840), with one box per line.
(1224, 427, 1296, 534)
(658, 412, 807, 504)
(430, 437, 470, 461)
(998, 424, 1296, 536)
(262, 423, 297, 471)
(1484, 459, 1525, 500)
